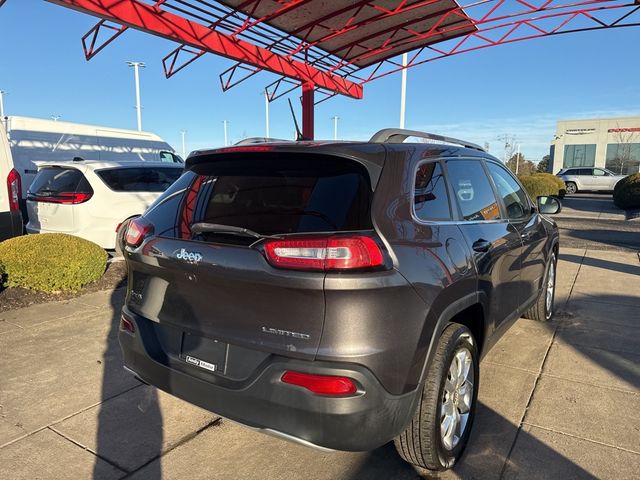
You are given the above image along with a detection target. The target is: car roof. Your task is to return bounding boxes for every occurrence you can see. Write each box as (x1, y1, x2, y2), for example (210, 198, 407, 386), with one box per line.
(188, 140, 494, 164)
(186, 141, 495, 189)
(35, 160, 183, 170)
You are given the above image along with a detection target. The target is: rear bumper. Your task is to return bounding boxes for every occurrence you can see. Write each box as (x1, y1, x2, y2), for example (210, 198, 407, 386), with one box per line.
(119, 307, 420, 452)
(25, 224, 114, 249)
(0, 210, 23, 242)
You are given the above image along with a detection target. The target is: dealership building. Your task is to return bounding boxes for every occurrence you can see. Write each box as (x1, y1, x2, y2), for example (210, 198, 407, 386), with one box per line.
(549, 116, 640, 175)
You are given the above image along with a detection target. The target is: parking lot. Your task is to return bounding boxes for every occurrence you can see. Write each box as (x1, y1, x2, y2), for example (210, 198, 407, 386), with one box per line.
(555, 193, 640, 251)
(1, 192, 639, 479)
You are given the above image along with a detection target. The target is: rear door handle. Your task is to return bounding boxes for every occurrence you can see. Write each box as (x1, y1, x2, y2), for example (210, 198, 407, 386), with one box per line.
(472, 239, 492, 253)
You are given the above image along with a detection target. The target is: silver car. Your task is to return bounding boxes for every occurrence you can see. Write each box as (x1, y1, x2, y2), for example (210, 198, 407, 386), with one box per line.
(556, 167, 625, 194)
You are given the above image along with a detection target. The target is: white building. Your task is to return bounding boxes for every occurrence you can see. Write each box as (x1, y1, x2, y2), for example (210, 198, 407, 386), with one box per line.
(550, 116, 640, 175)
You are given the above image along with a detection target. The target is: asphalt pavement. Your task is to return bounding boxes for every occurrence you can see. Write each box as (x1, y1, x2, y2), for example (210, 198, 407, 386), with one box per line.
(555, 193, 640, 251)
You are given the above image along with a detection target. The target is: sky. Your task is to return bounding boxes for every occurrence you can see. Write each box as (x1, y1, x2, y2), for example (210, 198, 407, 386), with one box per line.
(0, 1, 639, 162)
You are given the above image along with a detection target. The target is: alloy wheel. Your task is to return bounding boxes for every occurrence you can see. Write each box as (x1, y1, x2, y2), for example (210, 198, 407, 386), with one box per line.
(546, 256, 556, 318)
(440, 347, 474, 450)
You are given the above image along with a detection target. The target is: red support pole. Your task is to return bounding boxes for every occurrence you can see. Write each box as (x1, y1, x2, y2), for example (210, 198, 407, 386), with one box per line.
(302, 82, 315, 140)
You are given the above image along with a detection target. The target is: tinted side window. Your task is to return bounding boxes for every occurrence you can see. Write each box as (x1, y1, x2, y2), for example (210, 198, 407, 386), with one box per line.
(486, 162, 530, 220)
(97, 167, 183, 192)
(29, 167, 90, 195)
(446, 160, 500, 221)
(578, 168, 593, 176)
(414, 161, 451, 221)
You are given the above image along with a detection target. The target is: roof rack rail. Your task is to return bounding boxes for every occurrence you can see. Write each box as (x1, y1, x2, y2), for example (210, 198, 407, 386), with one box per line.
(234, 137, 291, 145)
(369, 128, 485, 152)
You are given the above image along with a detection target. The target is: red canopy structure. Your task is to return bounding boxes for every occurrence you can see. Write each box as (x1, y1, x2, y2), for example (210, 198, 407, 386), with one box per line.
(26, 1, 640, 137)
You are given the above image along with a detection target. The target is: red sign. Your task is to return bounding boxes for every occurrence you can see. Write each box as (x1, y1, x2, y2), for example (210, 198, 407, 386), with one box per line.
(608, 128, 640, 133)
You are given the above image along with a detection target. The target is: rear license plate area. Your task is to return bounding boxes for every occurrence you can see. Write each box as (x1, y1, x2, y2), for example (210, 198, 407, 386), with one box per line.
(180, 333, 228, 374)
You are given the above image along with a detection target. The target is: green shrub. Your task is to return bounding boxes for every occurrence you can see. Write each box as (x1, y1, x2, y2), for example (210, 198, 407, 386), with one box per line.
(0, 233, 107, 293)
(531, 173, 566, 197)
(614, 172, 635, 196)
(518, 175, 559, 199)
(0, 260, 5, 283)
(613, 173, 640, 209)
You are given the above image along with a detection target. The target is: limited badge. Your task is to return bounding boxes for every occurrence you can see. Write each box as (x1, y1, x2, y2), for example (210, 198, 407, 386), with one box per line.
(185, 355, 216, 372)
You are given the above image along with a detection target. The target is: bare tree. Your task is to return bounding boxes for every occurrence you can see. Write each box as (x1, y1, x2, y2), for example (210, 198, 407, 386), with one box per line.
(609, 124, 639, 175)
(506, 153, 536, 176)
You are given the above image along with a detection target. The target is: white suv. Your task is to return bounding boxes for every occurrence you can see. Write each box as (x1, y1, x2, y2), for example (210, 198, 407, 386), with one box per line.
(26, 160, 183, 249)
(556, 167, 625, 194)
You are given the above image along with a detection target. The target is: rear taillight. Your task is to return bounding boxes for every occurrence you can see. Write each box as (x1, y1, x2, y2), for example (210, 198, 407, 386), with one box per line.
(263, 235, 384, 271)
(120, 314, 135, 334)
(281, 371, 358, 396)
(125, 217, 154, 248)
(27, 191, 92, 204)
(7, 168, 21, 212)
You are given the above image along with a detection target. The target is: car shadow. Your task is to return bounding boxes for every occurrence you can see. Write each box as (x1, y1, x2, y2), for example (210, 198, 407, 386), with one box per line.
(348, 402, 596, 480)
(560, 229, 640, 250)
(559, 252, 640, 276)
(559, 194, 617, 214)
(92, 282, 164, 479)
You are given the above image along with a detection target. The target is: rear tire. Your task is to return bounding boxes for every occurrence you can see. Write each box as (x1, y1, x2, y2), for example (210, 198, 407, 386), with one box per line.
(565, 182, 577, 194)
(523, 252, 557, 322)
(394, 323, 479, 471)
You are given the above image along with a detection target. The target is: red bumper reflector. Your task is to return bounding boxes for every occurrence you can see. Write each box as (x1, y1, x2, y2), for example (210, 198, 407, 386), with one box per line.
(281, 371, 358, 396)
(120, 315, 135, 333)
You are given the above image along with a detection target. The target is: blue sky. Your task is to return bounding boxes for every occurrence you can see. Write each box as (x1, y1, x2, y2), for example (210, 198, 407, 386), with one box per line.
(1, 0, 639, 162)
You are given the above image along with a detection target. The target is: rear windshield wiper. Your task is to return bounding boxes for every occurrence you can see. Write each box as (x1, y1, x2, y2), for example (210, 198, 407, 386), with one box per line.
(190, 222, 282, 240)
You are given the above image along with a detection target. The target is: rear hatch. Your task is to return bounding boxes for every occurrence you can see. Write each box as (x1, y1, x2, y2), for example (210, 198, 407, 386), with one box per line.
(26, 165, 93, 232)
(127, 151, 381, 361)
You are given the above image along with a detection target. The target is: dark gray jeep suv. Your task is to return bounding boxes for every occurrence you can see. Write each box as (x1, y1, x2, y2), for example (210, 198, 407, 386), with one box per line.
(119, 129, 561, 472)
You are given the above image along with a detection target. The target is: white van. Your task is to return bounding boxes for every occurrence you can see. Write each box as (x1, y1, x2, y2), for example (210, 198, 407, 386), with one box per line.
(5, 116, 182, 201)
(0, 120, 23, 241)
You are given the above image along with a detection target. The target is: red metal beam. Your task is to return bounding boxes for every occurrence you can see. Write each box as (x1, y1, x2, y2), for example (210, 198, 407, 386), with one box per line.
(46, 0, 362, 99)
(353, 2, 640, 85)
(81, 19, 128, 60)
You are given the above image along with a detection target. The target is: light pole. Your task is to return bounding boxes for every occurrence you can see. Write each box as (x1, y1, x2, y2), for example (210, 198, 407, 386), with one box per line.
(0, 90, 7, 119)
(180, 130, 187, 158)
(264, 90, 270, 138)
(127, 61, 145, 131)
(515, 143, 521, 175)
(223, 120, 229, 146)
(399, 53, 408, 129)
(51, 115, 61, 122)
(332, 116, 340, 140)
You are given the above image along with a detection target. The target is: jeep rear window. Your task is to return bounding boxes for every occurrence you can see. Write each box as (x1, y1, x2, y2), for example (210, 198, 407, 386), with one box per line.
(183, 156, 372, 238)
(97, 167, 183, 192)
(29, 167, 92, 196)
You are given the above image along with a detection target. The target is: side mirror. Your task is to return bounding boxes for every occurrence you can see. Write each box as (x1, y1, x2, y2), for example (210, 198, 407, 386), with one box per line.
(537, 195, 562, 215)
